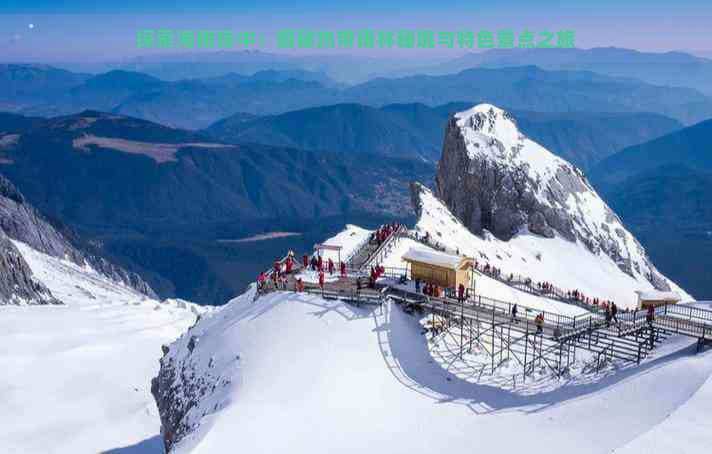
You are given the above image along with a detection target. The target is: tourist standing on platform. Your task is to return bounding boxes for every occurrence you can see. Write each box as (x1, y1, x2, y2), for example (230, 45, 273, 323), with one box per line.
(535, 313, 544, 334)
(646, 305, 655, 325)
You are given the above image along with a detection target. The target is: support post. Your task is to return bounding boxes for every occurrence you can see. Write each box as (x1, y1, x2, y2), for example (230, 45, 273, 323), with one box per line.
(491, 306, 495, 373)
(524, 317, 529, 381)
(460, 296, 464, 358)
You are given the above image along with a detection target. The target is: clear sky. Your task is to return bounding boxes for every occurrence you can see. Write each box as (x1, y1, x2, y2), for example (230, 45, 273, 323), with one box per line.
(1, 0, 711, 61)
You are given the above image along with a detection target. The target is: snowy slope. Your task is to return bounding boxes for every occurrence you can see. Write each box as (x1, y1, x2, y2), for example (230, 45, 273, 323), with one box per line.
(0, 242, 208, 454)
(412, 183, 691, 309)
(316, 223, 372, 263)
(615, 302, 712, 454)
(433, 104, 690, 307)
(156, 289, 712, 454)
(380, 236, 586, 317)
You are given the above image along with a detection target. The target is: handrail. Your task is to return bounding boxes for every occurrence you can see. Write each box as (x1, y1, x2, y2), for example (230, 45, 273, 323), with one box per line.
(361, 224, 407, 270)
(406, 229, 621, 315)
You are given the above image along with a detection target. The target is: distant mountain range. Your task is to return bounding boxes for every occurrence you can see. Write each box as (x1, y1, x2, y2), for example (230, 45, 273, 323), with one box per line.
(589, 119, 712, 298)
(0, 110, 432, 304)
(377, 47, 712, 96)
(56, 50, 432, 85)
(55, 47, 712, 94)
(2, 63, 711, 130)
(1, 67, 343, 128)
(206, 102, 682, 169)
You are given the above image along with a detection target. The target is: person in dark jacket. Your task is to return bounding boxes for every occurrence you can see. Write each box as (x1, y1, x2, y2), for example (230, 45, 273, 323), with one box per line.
(611, 302, 619, 325)
(646, 305, 655, 325)
(457, 283, 465, 304)
(511, 304, 518, 324)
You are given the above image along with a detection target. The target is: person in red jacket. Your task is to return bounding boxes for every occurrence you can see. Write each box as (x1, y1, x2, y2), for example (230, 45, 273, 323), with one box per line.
(457, 283, 465, 303)
(285, 256, 293, 274)
(273, 261, 282, 277)
(302, 255, 309, 269)
(317, 255, 323, 272)
(340, 261, 347, 277)
(318, 270, 325, 291)
(328, 258, 334, 275)
(258, 271, 266, 292)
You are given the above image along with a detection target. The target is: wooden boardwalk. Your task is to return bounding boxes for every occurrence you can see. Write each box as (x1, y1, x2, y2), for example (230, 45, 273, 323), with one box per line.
(256, 231, 712, 378)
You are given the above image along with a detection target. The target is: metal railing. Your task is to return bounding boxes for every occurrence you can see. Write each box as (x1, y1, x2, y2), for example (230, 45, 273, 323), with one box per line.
(361, 224, 407, 270)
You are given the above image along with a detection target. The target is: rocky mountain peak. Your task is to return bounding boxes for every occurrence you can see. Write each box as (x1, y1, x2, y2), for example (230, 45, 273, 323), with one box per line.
(454, 104, 521, 149)
(434, 103, 676, 292)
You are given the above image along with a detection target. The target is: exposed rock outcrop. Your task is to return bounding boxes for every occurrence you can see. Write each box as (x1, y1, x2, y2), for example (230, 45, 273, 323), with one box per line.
(0, 173, 156, 302)
(434, 104, 672, 291)
(0, 229, 57, 305)
(152, 313, 227, 452)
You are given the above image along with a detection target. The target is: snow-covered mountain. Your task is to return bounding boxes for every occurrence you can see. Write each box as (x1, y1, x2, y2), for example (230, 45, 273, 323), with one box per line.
(0, 173, 154, 304)
(150, 270, 712, 454)
(431, 103, 690, 307)
(0, 238, 208, 453)
(1, 173, 210, 452)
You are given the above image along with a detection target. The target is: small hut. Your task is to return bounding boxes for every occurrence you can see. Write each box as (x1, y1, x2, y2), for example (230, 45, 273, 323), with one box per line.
(314, 243, 343, 265)
(402, 247, 476, 290)
(635, 290, 681, 309)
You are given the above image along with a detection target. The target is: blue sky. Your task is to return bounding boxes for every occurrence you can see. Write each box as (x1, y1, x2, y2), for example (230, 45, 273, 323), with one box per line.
(2, 0, 710, 14)
(1, 0, 711, 61)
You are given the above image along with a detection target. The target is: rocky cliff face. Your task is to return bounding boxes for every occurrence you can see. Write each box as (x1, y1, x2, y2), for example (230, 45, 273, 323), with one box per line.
(0, 229, 57, 305)
(435, 104, 672, 291)
(0, 173, 156, 302)
(151, 325, 226, 452)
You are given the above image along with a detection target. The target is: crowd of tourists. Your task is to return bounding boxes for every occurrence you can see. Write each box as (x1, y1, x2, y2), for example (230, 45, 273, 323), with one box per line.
(371, 222, 401, 247)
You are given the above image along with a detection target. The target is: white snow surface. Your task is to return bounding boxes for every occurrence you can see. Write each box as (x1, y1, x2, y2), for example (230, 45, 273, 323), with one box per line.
(316, 224, 371, 263)
(455, 103, 565, 182)
(636, 290, 681, 301)
(166, 289, 712, 454)
(380, 238, 585, 317)
(448, 104, 691, 307)
(413, 183, 691, 309)
(0, 241, 208, 454)
(402, 246, 463, 269)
